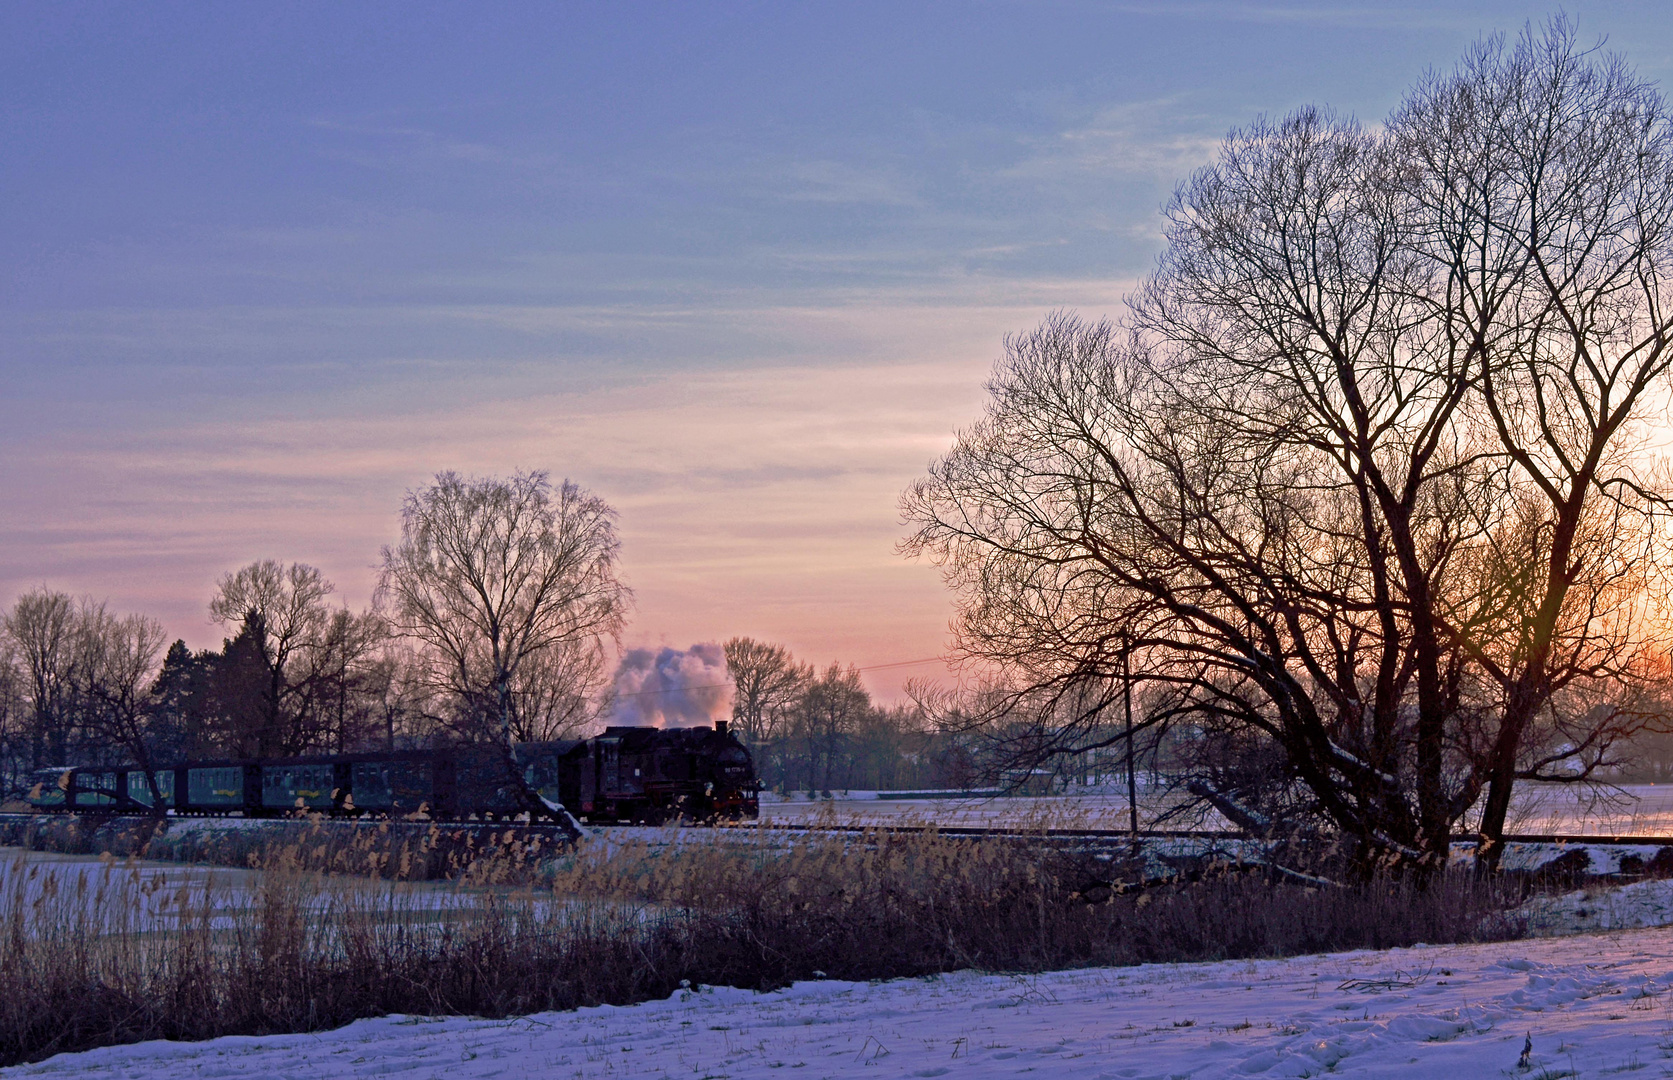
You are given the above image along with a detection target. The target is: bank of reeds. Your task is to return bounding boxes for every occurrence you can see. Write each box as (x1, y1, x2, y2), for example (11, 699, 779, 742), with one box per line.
(0, 823, 1529, 1066)
(0, 812, 558, 881)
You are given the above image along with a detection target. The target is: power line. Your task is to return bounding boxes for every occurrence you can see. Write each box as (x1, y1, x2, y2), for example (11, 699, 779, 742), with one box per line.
(611, 656, 949, 699)
(854, 656, 950, 672)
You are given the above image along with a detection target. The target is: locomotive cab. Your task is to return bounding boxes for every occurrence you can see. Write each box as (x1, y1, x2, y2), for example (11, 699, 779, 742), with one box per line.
(573, 723, 760, 824)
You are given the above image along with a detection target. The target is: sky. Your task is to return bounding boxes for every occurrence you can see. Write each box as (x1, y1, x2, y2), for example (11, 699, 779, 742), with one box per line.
(5, 1, 1673, 699)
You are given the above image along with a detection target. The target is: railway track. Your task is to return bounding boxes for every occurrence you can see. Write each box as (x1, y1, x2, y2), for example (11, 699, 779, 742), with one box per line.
(4, 810, 1669, 849)
(0, 810, 582, 840)
(752, 823, 1673, 846)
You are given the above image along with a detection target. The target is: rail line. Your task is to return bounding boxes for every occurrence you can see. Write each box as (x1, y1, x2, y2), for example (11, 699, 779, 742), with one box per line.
(3, 811, 1669, 848)
(744, 822, 1673, 846)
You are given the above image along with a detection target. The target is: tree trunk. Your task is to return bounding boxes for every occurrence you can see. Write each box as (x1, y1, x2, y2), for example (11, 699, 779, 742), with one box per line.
(495, 670, 581, 839)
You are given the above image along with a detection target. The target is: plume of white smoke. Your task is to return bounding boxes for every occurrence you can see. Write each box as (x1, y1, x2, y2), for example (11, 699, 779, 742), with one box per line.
(608, 643, 734, 728)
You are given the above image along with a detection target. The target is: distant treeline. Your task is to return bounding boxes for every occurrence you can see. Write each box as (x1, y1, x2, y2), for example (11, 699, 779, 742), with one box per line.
(0, 580, 1004, 798)
(0, 467, 1100, 800)
(0, 565, 522, 795)
(720, 638, 982, 793)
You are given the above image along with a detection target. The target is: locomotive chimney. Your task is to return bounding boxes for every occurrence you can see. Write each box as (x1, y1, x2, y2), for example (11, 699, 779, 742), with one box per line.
(715, 719, 729, 736)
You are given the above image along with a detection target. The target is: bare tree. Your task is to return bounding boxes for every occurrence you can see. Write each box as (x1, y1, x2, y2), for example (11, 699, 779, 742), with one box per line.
(359, 640, 446, 751)
(1388, 24, 1673, 869)
(378, 470, 630, 815)
(723, 637, 810, 743)
(791, 664, 870, 793)
(505, 636, 607, 742)
(308, 607, 396, 752)
(903, 21, 1673, 875)
(207, 560, 388, 755)
(1, 590, 168, 799)
(210, 561, 334, 661)
(70, 603, 167, 809)
(0, 648, 23, 795)
(3, 589, 81, 768)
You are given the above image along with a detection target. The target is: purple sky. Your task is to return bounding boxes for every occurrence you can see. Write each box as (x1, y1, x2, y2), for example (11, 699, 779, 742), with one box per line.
(5, 2, 1672, 698)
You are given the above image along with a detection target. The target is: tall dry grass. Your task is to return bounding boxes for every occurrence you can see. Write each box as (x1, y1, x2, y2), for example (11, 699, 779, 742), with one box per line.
(0, 820, 1529, 1066)
(0, 812, 562, 881)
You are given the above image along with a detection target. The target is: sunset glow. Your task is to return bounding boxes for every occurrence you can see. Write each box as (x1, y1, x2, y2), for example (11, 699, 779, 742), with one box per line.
(6, 3, 1671, 699)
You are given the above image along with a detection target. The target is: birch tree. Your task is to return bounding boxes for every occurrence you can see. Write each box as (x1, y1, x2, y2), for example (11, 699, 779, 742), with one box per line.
(378, 470, 629, 814)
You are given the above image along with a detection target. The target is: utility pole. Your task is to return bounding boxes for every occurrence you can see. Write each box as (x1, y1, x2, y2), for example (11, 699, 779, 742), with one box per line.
(1123, 640, 1139, 851)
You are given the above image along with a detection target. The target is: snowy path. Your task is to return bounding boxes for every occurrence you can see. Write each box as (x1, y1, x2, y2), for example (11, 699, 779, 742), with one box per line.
(12, 928, 1673, 1079)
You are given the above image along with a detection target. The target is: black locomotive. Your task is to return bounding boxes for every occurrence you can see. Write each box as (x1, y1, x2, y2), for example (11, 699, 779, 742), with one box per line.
(22, 721, 759, 825)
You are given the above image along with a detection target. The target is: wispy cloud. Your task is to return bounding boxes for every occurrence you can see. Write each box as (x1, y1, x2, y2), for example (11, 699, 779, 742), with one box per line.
(0, 283, 1136, 696)
(1005, 98, 1223, 184)
(1094, 1, 1488, 32)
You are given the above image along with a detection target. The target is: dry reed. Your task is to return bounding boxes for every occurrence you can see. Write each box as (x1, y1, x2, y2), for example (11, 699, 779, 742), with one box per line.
(0, 817, 1528, 1066)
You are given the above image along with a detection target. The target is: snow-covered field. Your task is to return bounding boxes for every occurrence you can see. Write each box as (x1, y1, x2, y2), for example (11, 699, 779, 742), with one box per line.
(0, 850, 590, 932)
(12, 927, 1673, 1079)
(0, 850, 265, 932)
(1506, 783, 1673, 836)
(757, 789, 1194, 830)
(759, 781, 1673, 836)
(18, 831, 1673, 1077)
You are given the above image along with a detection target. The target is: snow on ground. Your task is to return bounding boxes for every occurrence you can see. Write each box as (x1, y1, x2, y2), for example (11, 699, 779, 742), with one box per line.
(0, 851, 585, 931)
(757, 790, 1208, 830)
(757, 781, 1673, 837)
(19, 831, 1673, 1077)
(11, 929, 1673, 1079)
(0, 851, 264, 932)
(1522, 877, 1673, 936)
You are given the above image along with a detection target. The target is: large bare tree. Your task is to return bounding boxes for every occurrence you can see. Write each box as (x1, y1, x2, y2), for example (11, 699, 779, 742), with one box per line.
(1, 589, 167, 800)
(2, 589, 79, 769)
(70, 602, 168, 808)
(903, 21, 1673, 874)
(378, 470, 630, 815)
(1391, 27, 1673, 869)
(208, 560, 386, 756)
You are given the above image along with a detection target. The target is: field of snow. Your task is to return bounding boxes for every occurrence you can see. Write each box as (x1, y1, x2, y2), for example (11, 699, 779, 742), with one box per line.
(757, 788, 1198, 830)
(18, 825, 1673, 1077)
(1505, 783, 1673, 836)
(0, 850, 588, 932)
(759, 781, 1673, 836)
(11, 926, 1673, 1079)
(0, 851, 264, 932)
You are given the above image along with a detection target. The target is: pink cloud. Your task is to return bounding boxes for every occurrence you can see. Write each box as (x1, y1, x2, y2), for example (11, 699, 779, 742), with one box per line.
(0, 283, 1132, 699)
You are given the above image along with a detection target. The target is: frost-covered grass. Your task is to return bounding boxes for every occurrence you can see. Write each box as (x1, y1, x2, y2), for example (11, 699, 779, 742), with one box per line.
(0, 822, 1534, 1068)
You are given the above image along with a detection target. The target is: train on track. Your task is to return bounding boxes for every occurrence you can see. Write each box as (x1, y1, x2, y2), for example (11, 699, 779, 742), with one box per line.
(20, 721, 760, 825)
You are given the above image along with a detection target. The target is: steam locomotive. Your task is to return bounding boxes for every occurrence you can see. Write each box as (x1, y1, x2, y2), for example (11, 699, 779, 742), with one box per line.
(21, 721, 760, 825)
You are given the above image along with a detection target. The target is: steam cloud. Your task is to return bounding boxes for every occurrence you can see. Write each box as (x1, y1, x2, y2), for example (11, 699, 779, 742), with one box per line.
(609, 643, 734, 728)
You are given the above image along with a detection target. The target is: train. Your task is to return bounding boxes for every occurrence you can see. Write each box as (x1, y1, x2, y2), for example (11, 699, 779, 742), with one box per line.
(19, 721, 760, 825)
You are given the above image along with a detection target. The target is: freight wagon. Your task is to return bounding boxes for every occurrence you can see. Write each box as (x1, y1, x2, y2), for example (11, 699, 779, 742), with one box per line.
(21, 722, 760, 825)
